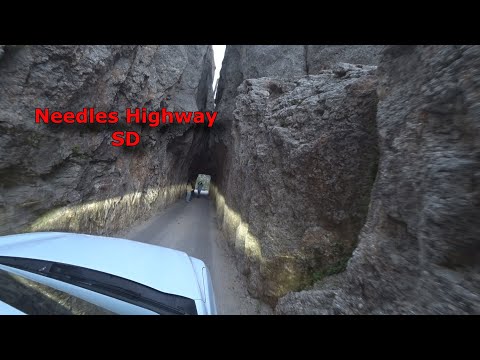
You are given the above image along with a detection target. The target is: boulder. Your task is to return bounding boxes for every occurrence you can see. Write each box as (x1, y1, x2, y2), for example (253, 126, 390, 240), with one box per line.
(211, 63, 379, 303)
(277, 45, 480, 314)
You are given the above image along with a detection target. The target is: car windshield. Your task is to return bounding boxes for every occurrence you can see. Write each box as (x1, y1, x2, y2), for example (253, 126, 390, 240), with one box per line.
(0, 256, 197, 315)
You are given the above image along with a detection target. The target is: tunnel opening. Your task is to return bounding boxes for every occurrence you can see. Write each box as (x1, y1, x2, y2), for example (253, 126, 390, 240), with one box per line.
(179, 45, 226, 192)
(193, 174, 211, 197)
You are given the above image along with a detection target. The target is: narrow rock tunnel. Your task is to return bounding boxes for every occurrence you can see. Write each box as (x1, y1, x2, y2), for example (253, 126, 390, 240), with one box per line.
(1, 45, 479, 314)
(186, 130, 218, 183)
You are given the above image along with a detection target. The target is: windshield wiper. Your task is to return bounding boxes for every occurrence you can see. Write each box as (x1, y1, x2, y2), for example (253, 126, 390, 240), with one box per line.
(0, 256, 196, 315)
(63, 276, 188, 315)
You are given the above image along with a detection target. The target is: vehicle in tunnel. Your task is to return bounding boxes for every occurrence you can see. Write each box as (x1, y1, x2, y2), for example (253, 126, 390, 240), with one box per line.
(193, 174, 211, 197)
(0, 232, 217, 315)
(194, 189, 209, 197)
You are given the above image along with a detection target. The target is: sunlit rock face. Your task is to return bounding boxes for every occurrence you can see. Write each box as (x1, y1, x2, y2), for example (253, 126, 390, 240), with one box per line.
(0, 45, 214, 235)
(211, 45, 380, 304)
(277, 45, 480, 314)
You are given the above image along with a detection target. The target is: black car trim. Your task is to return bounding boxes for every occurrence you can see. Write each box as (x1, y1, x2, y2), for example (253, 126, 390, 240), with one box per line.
(0, 256, 198, 315)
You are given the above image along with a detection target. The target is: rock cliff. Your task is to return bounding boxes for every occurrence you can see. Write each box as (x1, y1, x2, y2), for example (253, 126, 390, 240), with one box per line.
(0, 45, 214, 235)
(215, 45, 382, 130)
(211, 45, 382, 303)
(277, 45, 480, 314)
(3, 44, 477, 314)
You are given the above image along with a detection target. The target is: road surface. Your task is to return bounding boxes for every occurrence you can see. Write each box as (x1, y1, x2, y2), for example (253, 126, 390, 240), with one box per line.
(119, 192, 272, 315)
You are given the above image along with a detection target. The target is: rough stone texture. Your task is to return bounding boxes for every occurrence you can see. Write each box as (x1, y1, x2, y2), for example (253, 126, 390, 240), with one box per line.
(277, 45, 480, 314)
(214, 45, 382, 131)
(210, 63, 379, 304)
(0, 45, 214, 235)
(306, 46, 383, 74)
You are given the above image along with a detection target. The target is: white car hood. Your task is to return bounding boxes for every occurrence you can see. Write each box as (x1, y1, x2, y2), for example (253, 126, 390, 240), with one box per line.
(0, 232, 203, 301)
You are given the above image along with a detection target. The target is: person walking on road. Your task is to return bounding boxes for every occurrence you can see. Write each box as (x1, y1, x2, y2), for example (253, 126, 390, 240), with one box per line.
(187, 180, 195, 202)
(190, 181, 195, 200)
(197, 182, 203, 198)
(186, 181, 194, 202)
